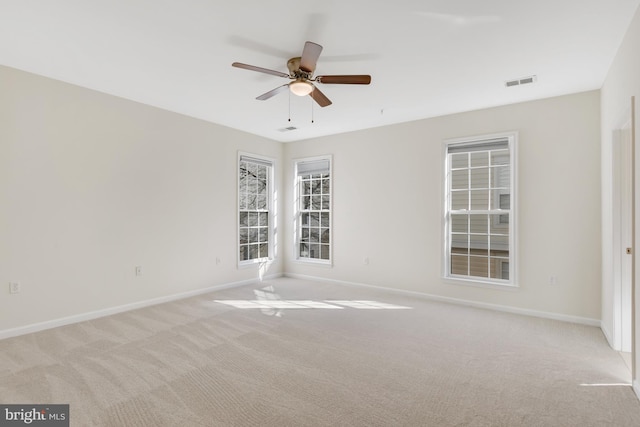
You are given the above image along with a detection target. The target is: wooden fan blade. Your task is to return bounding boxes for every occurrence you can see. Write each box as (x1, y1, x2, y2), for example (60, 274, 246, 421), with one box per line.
(256, 84, 290, 100)
(317, 75, 371, 84)
(300, 41, 323, 73)
(309, 85, 332, 107)
(232, 62, 290, 78)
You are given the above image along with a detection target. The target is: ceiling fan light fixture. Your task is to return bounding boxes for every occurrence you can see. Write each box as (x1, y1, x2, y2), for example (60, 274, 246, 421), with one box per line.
(289, 79, 313, 96)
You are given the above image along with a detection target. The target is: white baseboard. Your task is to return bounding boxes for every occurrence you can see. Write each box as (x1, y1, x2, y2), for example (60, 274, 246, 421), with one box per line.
(0, 272, 602, 340)
(634, 380, 640, 401)
(284, 273, 601, 327)
(0, 273, 282, 340)
(600, 321, 616, 349)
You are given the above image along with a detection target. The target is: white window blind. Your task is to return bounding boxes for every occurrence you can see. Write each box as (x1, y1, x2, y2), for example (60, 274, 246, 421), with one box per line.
(240, 155, 273, 168)
(297, 159, 330, 176)
(447, 138, 509, 154)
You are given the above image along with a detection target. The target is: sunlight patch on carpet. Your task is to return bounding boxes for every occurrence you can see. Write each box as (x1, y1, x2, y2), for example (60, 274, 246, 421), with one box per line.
(213, 300, 412, 310)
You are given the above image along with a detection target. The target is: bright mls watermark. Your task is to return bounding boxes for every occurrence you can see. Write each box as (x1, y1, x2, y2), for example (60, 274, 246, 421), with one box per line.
(1, 405, 69, 426)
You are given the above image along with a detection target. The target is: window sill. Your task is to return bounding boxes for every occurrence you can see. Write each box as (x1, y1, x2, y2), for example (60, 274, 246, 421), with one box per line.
(293, 258, 333, 267)
(443, 276, 519, 291)
(238, 258, 273, 269)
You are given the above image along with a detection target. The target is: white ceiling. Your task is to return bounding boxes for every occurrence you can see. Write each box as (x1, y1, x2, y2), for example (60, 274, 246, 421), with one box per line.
(1, 0, 638, 142)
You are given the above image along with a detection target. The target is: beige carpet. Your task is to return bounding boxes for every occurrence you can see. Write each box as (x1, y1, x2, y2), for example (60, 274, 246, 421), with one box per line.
(1, 277, 640, 426)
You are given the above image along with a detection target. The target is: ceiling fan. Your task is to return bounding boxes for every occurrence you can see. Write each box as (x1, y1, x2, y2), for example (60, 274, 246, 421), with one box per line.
(232, 41, 371, 107)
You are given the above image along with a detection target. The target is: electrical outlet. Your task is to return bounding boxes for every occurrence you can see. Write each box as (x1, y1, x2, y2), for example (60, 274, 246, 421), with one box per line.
(363, 257, 370, 265)
(135, 266, 143, 277)
(9, 282, 21, 294)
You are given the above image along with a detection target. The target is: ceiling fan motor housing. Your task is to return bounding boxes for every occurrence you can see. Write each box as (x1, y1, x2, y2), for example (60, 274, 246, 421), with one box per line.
(287, 57, 312, 79)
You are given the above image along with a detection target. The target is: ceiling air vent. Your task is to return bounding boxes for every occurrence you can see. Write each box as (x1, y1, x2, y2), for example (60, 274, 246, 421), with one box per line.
(505, 75, 537, 88)
(278, 126, 298, 132)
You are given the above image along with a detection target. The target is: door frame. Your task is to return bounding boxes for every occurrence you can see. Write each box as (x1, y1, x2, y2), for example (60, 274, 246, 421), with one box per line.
(612, 114, 634, 354)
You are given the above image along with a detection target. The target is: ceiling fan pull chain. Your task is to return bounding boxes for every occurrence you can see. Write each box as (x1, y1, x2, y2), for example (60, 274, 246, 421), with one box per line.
(288, 90, 291, 122)
(311, 91, 315, 124)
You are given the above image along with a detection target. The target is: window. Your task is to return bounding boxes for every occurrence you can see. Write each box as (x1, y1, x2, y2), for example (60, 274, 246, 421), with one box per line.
(238, 154, 274, 264)
(444, 133, 516, 285)
(295, 157, 331, 263)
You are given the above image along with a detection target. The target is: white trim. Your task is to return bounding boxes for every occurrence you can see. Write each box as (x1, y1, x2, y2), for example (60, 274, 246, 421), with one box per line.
(442, 131, 519, 287)
(291, 258, 332, 267)
(0, 273, 283, 341)
(601, 320, 615, 349)
(293, 154, 333, 264)
(238, 151, 277, 267)
(634, 380, 640, 401)
(610, 120, 634, 353)
(443, 277, 519, 291)
(284, 273, 600, 327)
(290, 259, 334, 268)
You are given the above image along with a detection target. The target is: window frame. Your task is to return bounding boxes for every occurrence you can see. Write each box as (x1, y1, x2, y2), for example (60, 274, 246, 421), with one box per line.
(293, 155, 333, 265)
(443, 132, 518, 287)
(237, 152, 276, 267)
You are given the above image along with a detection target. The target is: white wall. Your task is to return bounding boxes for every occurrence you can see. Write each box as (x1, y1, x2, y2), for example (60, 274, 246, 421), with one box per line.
(285, 91, 602, 322)
(601, 4, 640, 396)
(0, 63, 605, 337)
(0, 65, 283, 332)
